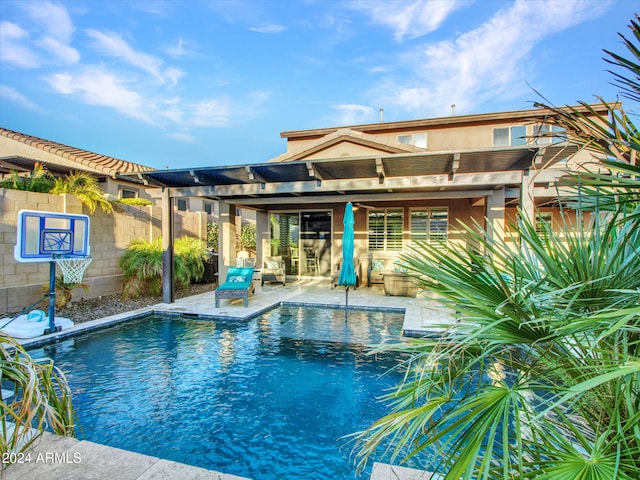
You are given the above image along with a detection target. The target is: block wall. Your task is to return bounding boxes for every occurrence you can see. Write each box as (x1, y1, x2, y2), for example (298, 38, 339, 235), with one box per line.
(0, 189, 207, 314)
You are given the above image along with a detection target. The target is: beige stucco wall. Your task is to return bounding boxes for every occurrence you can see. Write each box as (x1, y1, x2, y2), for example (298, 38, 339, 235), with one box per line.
(303, 142, 391, 159)
(0, 135, 81, 171)
(0, 188, 211, 315)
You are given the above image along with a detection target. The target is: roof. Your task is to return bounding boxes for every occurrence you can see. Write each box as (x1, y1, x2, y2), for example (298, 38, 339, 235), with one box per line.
(280, 103, 614, 140)
(123, 143, 577, 207)
(269, 128, 424, 163)
(0, 127, 154, 178)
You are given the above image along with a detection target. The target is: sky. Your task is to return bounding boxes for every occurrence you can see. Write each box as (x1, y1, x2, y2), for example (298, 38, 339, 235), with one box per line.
(0, 1, 637, 170)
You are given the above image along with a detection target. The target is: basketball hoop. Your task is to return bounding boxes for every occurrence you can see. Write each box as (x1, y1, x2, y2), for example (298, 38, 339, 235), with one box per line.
(54, 255, 93, 284)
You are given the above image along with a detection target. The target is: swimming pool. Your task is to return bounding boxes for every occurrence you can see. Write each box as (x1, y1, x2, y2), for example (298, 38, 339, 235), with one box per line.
(28, 304, 424, 479)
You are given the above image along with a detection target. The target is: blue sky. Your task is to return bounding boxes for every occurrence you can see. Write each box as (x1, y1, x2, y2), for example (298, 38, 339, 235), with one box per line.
(0, 1, 636, 169)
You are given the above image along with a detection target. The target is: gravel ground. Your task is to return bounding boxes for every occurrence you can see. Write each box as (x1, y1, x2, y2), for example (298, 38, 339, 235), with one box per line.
(6, 282, 215, 325)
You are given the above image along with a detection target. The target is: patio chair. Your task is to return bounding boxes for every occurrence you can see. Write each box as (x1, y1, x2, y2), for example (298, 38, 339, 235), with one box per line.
(262, 256, 286, 286)
(215, 267, 255, 307)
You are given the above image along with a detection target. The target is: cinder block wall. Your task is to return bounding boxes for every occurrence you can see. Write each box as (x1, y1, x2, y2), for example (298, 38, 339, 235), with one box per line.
(0, 189, 208, 315)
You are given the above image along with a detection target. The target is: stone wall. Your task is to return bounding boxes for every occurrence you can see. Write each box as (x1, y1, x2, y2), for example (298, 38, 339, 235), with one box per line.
(0, 188, 209, 314)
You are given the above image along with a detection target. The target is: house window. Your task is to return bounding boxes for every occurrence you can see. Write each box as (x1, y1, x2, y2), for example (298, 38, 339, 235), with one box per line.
(368, 208, 403, 251)
(119, 187, 138, 199)
(397, 133, 427, 148)
(533, 124, 566, 145)
(410, 207, 448, 248)
(204, 202, 215, 215)
(176, 199, 188, 211)
(535, 212, 553, 239)
(493, 125, 526, 147)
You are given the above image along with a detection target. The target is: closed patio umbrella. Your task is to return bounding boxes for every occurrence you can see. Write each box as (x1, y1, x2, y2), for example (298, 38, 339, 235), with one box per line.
(338, 202, 356, 320)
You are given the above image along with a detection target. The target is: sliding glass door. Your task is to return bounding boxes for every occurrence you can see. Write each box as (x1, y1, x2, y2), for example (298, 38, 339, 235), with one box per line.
(270, 210, 332, 277)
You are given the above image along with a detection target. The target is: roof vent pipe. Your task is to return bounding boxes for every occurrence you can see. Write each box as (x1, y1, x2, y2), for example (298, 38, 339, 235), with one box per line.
(451, 104, 456, 116)
(379, 108, 384, 122)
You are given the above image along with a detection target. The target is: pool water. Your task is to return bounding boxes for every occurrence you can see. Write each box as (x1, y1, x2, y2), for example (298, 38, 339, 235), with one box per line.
(29, 305, 421, 479)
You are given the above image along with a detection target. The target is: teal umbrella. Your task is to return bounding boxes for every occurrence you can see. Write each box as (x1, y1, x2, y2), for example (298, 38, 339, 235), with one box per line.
(338, 202, 356, 320)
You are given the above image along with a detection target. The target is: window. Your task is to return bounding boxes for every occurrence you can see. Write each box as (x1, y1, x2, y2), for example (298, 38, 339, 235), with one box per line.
(176, 199, 188, 211)
(119, 187, 138, 199)
(410, 207, 448, 248)
(493, 125, 526, 147)
(535, 212, 553, 239)
(397, 133, 427, 148)
(533, 124, 566, 145)
(204, 202, 215, 215)
(369, 208, 403, 251)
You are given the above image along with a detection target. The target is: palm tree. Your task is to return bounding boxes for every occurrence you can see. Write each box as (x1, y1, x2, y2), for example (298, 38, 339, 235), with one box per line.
(50, 171, 113, 214)
(354, 15, 640, 480)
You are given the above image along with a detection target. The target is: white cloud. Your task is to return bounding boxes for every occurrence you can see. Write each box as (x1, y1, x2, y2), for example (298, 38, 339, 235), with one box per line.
(22, 1, 74, 42)
(249, 24, 286, 34)
(332, 104, 375, 125)
(164, 67, 185, 87)
(0, 84, 42, 111)
(0, 21, 39, 68)
(45, 67, 153, 123)
(85, 29, 183, 84)
(351, 0, 465, 41)
(37, 36, 80, 64)
(21, 1, 80, 64)
(190, 99, 231, 127)
(166, 131, 198, 144)
(44, 64, 235, 129)
(165, 38, 193, 58)
(377, 0, 610, 116)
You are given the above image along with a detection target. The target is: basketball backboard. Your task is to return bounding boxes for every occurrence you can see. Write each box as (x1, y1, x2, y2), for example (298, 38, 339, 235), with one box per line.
(14, 210, 90, 262)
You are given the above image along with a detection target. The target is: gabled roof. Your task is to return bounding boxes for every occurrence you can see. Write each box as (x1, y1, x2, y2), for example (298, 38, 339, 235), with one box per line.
(268, 128, 423, 163)
(0, 127, 153, 178)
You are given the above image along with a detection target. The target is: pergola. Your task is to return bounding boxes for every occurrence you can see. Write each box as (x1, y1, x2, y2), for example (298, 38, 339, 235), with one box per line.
(123, 142, 576, 303)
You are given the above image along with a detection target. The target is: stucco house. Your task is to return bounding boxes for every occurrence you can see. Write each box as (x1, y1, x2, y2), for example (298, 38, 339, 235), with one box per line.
(0, 127, 157, 201)
(126, 104, 605, 301)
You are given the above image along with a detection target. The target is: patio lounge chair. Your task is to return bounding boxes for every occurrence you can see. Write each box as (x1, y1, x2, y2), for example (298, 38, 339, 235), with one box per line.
(215, 267, 255, 307)
(262, 256, 286, 286)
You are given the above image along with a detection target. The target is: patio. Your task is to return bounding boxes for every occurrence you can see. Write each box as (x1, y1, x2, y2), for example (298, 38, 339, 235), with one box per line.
(152, 277, 455, 337)
(8, 279, 453, 480)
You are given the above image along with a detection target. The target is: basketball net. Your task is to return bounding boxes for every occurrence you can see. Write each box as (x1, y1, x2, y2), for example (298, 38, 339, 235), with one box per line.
(55, 255, 93, 284)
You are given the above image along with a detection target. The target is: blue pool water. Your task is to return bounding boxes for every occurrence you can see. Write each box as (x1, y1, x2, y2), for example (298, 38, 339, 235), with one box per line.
(29, 305, 421, 479)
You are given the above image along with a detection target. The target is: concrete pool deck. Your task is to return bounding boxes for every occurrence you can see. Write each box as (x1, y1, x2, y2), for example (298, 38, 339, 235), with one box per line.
(8, 278, 453, 479)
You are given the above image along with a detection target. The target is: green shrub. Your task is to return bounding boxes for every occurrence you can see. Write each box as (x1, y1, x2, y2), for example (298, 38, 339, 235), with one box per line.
(113, 197, 153, 206)
(241, 223, 256, 250)
(1, 332, 76, 459)
(119, 236, 208, 299)
(207, 221, 218, 251)
(174, 235, 208, 283)
(0, 162, 55, 192)
(0, 165, 113, 214)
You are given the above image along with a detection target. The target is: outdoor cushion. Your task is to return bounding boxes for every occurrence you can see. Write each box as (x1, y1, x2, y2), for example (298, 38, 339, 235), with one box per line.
(266, 261, 280, 269)
(371, 259, 385, 271)
(215, 267, 255, 307)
